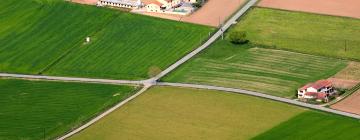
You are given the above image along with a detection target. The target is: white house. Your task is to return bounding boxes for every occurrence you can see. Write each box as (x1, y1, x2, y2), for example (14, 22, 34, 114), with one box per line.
(98, 0, 142, 8)
(297, 80, 335, 102)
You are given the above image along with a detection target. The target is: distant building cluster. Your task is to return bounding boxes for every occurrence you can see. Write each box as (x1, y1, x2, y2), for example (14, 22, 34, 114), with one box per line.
(98, 0, 198, 15)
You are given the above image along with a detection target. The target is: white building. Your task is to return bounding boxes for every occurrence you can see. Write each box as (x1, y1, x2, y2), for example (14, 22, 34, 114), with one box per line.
(98, 0, 142, 8)
(297, 80, 335, 102)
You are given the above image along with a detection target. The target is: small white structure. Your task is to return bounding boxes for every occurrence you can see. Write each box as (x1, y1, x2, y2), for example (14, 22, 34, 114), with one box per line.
(297, 80, 335, 102)
(98, 0, 142, 8)
(86, 37, 91, 43)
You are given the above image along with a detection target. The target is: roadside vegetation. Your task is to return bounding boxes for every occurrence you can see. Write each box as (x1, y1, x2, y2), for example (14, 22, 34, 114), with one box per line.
(163, 40, 347, 97)
(69, 86, 304, 140)
(0, 0, 213, 80)
(0, 78, 137, 140)
(232, 7, 360, 61)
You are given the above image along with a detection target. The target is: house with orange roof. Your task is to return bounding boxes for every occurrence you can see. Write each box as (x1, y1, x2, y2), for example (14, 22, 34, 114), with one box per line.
(297, 80, 336, 102)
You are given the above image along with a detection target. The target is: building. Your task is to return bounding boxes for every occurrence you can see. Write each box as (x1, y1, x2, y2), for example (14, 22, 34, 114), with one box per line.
(98, 0, 142, 8)
(297, 80, 335, 102)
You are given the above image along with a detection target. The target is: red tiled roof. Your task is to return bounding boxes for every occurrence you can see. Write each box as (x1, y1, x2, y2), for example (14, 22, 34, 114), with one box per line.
(299, 80, 332, 90)
(304, 92, 328, 99)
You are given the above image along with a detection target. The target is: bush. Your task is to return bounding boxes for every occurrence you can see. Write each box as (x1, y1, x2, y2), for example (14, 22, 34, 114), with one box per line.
(229, 31, 248, 45)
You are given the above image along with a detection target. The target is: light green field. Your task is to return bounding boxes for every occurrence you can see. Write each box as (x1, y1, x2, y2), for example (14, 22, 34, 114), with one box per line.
(252, 111, 360, 140)
(231, 7, 360, 61)
(70, 86, 305, 140)
(0, 78, 137, 140)
(0, 0, 213, 80)
(163, 41, 347, 97)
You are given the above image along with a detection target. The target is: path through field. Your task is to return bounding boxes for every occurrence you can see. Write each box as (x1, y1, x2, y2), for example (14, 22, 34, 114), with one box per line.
(258, 0, 360, 19)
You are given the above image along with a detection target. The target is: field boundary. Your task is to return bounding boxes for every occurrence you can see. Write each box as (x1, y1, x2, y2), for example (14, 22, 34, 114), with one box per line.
(56, 85, 150, 140)
(157, 82, 360, 119)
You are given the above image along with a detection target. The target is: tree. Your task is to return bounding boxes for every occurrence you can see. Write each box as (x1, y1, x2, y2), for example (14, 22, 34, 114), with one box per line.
(229, 31, 248, 45)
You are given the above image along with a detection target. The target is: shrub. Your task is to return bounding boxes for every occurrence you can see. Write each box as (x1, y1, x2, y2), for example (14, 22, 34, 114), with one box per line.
(229, 31, 248, 45)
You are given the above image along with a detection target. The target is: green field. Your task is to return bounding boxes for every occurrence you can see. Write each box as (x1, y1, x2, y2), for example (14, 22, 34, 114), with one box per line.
(163, 41, 347, 97)
(69, 87, 360, 140)
(0, 78, 137, 140)
(231, 7, 360, 61)
(69, 86, 305, 140)
(252, 111, 360, 140)
(0, 0, 213, 80)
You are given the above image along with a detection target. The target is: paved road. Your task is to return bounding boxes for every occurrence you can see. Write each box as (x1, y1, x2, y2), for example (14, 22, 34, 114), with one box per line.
(56, 85, 151, 140)
(158, 82, 360, 119)
(153, 0, 258, 81)
(0, 73, 146, 85)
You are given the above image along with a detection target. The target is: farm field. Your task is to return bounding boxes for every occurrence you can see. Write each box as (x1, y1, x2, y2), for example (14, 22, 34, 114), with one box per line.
(231, 8, 360, 61)
(252, 111, 360, 140)
(332, 89, 360, 115)
(0, 78, 137, 140)
(69, 86, 305, 140)
(0, 0, 213, 80)
(258, 0, 360, 19)
(163, 41, 347, 97)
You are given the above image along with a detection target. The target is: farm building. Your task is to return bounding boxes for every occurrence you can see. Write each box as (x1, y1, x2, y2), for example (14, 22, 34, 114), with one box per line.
(297, 80, 335, 102)
(98, 0, 142, 8)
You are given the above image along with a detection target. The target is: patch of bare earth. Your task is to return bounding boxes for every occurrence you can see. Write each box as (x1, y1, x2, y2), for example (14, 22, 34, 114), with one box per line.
(138, 0, 246, 27)
(71, 0, 98, 5)
(329, 62, 360, 89)
(258, 0, 360, 19)
(332, 90, 360, 115)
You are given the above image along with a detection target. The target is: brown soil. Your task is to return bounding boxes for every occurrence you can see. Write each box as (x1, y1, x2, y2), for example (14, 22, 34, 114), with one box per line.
(258, 0, 360, 19)
(327, 78, 358, 89)
(71, 0, 98, 5)
(332, 90, 360, 115)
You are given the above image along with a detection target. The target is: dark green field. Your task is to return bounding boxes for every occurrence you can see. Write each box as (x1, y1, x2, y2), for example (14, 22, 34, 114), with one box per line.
(252, 111, 360, 140)
(0, 0, 213, 80)
(0, 78, 137, 140)
(232, 7, 360, 61)
(163, 41, 347, 97)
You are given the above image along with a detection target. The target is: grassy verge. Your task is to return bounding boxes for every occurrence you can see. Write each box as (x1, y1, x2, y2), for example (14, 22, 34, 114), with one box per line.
(0, 78, 137, 140)
(232, 7, 360, 61)
(163, 40, 347, 98)
(69, 86, 304, 140)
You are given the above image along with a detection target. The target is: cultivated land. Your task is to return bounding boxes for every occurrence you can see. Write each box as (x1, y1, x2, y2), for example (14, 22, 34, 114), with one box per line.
(252, 111, 360, 140)
(332, 90, 360, 115)
(70, 86, 305, 140)
(231, 8, 360, 61)
(0, 78, 137, 140)
(163, 41, 347, 97)
(258, 0, 360, 19)
(0, 0, 213, 80)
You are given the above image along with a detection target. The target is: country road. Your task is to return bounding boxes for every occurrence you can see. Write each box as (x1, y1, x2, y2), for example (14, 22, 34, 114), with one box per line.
(157, 82, 360, 119)
(153, 0, 259, 80)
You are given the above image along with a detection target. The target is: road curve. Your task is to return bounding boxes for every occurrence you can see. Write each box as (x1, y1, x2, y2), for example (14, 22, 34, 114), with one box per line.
(153, 0, 258, 81)
(158, 82, 360, 119)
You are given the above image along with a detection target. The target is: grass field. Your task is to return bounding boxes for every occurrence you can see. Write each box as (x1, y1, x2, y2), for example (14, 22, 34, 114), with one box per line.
(163, 41, 347, 97)
(231, 7, 360, 61)
(69, 87, 360, 139)
(0, 0, 213, 80)
(252, 111, 360, 140)
(0, 78, 137, 140)
(69, 86, 305, 140)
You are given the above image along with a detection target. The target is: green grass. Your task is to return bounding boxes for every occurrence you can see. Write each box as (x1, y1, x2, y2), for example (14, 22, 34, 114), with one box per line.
(231, 7, 360, 61)
(252, 111, 360, 140)
(0, 0, 213, 80)
(70, 86, 305, 140)
(0, 78, 137, 140)
(163, 41, 347, 97)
